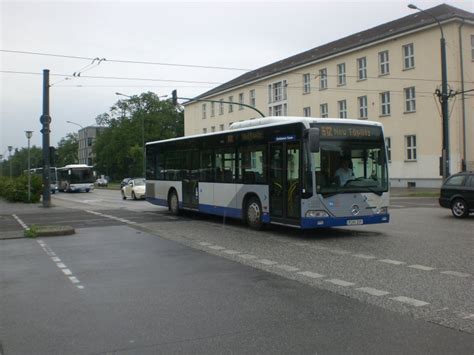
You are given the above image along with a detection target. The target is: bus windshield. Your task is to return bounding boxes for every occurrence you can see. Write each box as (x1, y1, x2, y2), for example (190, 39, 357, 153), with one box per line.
(310, 124, 389, 195)
(70, 169, 95, 183)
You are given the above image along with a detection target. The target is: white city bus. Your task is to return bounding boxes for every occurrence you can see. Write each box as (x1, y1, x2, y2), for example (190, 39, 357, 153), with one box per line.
(145, 117, 389, 229)
(57, 164, 95, 192)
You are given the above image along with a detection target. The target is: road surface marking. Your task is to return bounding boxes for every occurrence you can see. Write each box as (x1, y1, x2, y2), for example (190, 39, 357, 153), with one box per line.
(208, 245, 226, 250)
(51, 257, 61, 262)
(462, 313, 474, 320)
(12, 214, 28, 229)
(440, 271, 471, 278)
(298, 271, 325, 279)
(77, 285, 84, 289)
(378, 259, 406, 265)
(353, 254, 376, 259)
(255, 259, 278, 265)
(276, 264, 300, 272)
(198, 242, 212, 246)
(238, 254, 257, 260)
(325, 279, 355, 287)
(56, 263, 66, 269)
(69, 276, 80, 284)
(356, 287, 390, 296)
(408, 264, 435, 271)
(223, 250, 241, 255)
(62, 269, 72, 276)
(329, 249, 351, 255)
(391, 296, 429, 307)
(293, 242, 310, 247)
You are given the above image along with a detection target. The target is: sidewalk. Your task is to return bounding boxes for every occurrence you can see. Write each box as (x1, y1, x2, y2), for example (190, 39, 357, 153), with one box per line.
(390, 187, 439, 197)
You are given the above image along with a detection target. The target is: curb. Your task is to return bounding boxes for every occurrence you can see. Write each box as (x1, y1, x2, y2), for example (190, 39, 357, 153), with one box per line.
(29, 225, 76, 238)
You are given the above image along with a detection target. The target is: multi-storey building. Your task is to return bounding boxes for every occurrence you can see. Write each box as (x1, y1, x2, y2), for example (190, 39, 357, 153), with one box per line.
(183, 4, 473, 188)
(77, 126, 105, 166)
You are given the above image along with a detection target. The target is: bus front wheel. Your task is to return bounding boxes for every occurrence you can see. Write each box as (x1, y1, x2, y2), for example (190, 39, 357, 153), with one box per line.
(246, 197, 263, 230)
(169, 191, 180, 215)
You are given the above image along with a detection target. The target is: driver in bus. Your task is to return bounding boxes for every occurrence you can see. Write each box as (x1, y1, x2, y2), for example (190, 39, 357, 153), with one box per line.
(335, 157, 354, 186)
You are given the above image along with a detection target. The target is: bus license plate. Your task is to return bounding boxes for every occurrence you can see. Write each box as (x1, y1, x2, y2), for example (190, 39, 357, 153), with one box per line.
(347, 219, 363, 225)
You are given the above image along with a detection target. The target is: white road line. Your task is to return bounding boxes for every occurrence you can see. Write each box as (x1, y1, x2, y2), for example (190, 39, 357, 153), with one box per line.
(62, 269, 72, 276)
(329, 249, 351, 255)
(56, 263, 66, 269)
(378, 259, 406, 265)
(12, 214, 28, 229)
(391, 296, 429, 307)
(356, 287, 390, 296)
(238, 254, 257, 260)
(353, 254, 376, 259)
(51, 257, 61, 262)
(276, 264, 300, 272)
(198, 242, 212, 246)
(441, 271, 471, 278)
(208, 245, 226, 250)
(69, 276, 80, 284)
(298, 271, 325, 279)
(462, 313, 474, 320)
(77, 285, 85, 289)
(408, 264, 435, 271)
(325, 279, 355, 287)
(222, 250, 241, 255)
(293, 242, 310, 247)
(46, 252, 56, 257)
(255, 259, 278, 266)
(311, 246, 328, 250)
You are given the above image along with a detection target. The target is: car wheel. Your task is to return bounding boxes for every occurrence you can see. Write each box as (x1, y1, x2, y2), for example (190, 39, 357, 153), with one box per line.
(132, 191, 137, 200)
(451, 198, 468, 218)
(168, 191, 179, 215)
(122, 191, 126, 200)
(246, 196, 263, 230)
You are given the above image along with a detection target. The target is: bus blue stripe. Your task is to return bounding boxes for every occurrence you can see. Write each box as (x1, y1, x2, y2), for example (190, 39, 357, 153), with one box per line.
(301, 214, 389, 229)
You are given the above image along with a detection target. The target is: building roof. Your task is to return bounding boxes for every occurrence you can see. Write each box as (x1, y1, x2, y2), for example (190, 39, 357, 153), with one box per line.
(189, 4, 473, 103)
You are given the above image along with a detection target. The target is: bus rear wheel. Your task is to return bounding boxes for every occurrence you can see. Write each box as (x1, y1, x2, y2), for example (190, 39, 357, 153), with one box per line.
(169, 191, 180, 215)
(246, 197, 263, 230)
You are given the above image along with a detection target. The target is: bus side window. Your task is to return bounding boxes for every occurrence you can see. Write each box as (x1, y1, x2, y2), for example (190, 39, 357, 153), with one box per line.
(200, 150, 214, 182)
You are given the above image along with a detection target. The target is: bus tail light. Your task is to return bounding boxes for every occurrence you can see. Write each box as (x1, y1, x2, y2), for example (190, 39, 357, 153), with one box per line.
(306, 210, 329, 218)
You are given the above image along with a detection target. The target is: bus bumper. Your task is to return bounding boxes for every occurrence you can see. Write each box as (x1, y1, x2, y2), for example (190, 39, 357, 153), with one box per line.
(301, 214, 389, 229)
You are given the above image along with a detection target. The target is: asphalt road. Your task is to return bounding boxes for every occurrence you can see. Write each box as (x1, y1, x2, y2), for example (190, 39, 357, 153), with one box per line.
(1, 189, 473, 353)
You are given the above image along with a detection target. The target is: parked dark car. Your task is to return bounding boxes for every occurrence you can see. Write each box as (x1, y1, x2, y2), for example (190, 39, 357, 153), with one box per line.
(439, 171, 474, 218)
(120, 178, 131, 189)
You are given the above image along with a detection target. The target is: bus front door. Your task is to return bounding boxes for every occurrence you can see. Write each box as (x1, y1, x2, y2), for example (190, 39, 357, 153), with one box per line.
(183, 151, 199, 209)
(269, 142, 300, 223)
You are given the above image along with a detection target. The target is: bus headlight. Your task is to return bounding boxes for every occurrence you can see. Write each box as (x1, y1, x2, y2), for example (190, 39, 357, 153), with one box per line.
(376, 207, 388, 214)
(305, 210, 329, 218)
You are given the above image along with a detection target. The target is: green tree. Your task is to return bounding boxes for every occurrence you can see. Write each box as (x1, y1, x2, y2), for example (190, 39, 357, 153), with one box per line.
(0, 146, 43, 177)
(93, 92, 183, 180)
(56, 133, 78, 167)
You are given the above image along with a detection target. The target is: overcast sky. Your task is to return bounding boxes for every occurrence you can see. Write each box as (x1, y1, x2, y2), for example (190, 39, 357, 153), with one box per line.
(1, 0, 472, 157)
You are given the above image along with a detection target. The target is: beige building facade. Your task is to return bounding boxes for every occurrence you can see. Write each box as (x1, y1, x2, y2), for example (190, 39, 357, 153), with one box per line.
(184, 4, 473, 187)
(78, 126, 105, 166)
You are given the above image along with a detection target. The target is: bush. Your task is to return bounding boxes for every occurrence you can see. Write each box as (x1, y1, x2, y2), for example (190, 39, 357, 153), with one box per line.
(0, 175, 42, 203)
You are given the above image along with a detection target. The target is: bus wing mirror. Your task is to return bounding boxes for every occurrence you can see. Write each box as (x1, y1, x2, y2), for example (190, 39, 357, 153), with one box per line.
(308, 128, 320, 152)
(68, 169, 71, 175)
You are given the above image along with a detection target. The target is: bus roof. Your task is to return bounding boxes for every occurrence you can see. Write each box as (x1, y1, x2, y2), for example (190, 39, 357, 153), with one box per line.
(146, 116, 383, 146)
(61, 164, 93, 169)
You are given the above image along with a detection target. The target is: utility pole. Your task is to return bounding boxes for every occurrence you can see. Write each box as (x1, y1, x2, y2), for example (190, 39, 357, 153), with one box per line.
(40, 69, 51, 207)
(25, 131, 33, 202)
(8, 146, 13, 178)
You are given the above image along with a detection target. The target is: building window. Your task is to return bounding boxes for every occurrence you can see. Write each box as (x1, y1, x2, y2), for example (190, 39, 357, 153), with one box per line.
(358, 96, 368, 119)
(385, 137, 391, 162)
(405, 135, 417, 161)
(337, 63, 346, 86)
(338, 100, 347, 118)
(238, 93, 244, 110)
(249, 89, 256, 107)
(303, 107, 311, 117)
(220, 124, 224, 131)
(357, 57, 367, 80)
(380, 91, 391, 116)
(203, 128, 207, 134)
(219, 99, 224, 115)
(228, 96, 233, 113)
(269, 104, 287, 116)
(268, 80, 287, 103)
(403, 43, 415, 69)
(87, 137, 93, 147)
(378, 50, 389, 75)
(202, 103, 207, 119)
(320, 103, 328, 118)
(319, 68, 327, 89)
(210, 102, 215, 117)
(404, 87, 416, 112)
(211, 126, 215, 133)
(303, 73, 311, 94)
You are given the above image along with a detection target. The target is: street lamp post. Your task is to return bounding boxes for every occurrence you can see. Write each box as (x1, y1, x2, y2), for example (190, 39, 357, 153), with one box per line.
(66, 120, 86, 164)
(115, 92, 146, 177)
(25, 131, 33, 201)
(8, 146, 13, 178)
(408, 4, 450, 180)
